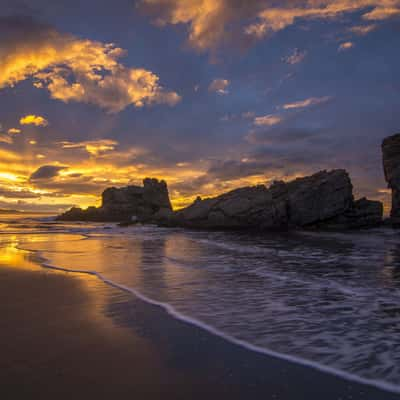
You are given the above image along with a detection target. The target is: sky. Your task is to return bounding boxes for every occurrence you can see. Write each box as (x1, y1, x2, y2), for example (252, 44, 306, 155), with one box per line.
(0, 0, 399, 213)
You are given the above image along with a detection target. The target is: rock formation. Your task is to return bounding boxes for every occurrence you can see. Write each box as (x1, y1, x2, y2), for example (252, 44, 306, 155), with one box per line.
(382, 133, 400, 225)
(57, 178, 172, 222)
(164, 169, 382, 230)
(57, 170, 383, 230)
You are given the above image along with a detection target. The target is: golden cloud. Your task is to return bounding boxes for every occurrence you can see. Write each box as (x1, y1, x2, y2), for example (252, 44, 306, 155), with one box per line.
(20, 115, 49, 127)
(61, 139, 119, 157)
(8, 128, 21, 134)
(338, 41, 355, 51)
(0, 19, 181, 113)
(0, 134, 13, 144)
(139, 0, 400, 52)
(208, 78, 230, 95)
(349, 24, 377, 36)
(254, 114, 283, 126)
(247, 1, 400, 40)
(283, 96, 332, 110)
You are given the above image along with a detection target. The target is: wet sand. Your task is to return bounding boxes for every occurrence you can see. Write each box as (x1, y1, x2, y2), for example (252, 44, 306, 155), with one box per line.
(0, 247, 399, 399)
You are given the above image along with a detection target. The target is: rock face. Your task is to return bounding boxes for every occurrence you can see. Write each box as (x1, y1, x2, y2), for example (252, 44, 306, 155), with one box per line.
(57, 178, 172, 222)
(310, 198, 383, 230)
(171, 184, 288, 230)
(382, 133, 400, 225)
(166, 169, 382, 230)
(285, 169, 353, 226)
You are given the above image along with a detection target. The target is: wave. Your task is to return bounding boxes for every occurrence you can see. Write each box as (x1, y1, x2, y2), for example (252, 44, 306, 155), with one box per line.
(19, 240, 400, 396)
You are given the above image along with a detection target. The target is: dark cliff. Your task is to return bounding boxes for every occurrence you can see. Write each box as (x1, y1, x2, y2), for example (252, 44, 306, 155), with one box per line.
(382, 133, 400, 225)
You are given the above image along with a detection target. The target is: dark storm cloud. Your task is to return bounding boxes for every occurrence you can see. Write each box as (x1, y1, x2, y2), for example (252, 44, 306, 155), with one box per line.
(30, 165, 67, 180)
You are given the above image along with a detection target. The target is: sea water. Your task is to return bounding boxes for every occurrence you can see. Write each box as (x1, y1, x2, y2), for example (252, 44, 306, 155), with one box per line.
(2, 213, 400, 394)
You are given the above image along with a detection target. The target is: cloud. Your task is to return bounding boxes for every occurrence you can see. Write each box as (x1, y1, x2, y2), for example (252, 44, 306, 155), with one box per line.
(0, 134, 13, 144)
(0, 187, 42, 199)
(139, 0, 400, 53)
(0, 16, 181, 113)
(282, 48, 307, 65)
(282, 96, 332, 110)
(208, 79, 230, 95)
(246, 1, 400, 40)
(254, 114, 283, 126)
(0, 199, 74, 213)
(349, 24, 377, 36)
(20, 114, 49, 127)
(60, 139, 118, 156)
(30, 165, 68, 180)
(246, 127, 322, 145)
(8, 128, 21, 134)
(338, 41, 355, 51)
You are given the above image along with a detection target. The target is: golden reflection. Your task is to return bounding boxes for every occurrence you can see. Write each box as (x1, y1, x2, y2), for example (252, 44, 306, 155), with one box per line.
(0, 237, 37, 271)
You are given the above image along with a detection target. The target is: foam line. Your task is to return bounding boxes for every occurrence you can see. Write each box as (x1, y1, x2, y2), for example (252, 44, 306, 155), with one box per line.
(21, 245, 400, 396)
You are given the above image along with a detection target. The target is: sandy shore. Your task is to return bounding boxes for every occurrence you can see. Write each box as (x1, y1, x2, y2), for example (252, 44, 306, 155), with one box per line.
(0, 246, 399, 399)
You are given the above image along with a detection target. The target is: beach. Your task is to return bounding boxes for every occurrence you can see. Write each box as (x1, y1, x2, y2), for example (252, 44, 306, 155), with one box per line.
(0, 241, 399, 399)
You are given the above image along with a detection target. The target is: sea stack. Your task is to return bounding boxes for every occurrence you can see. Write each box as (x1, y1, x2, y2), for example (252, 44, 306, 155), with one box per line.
(382, 133, 400, 225)
(57, 178, 172, 222)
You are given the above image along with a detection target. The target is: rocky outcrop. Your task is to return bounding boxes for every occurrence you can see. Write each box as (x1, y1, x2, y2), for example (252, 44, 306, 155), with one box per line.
(285, 169, 353, 226)
(382, 133, 400, 225)
(310, 198, 383, 230)
(166, 169, 382, 230)
(57, 170, 383, 230)
(57, 178, 172, 222)
(170, 184, 288, 230)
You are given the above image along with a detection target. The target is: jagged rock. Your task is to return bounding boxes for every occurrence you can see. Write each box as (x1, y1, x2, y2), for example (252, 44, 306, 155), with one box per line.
(170, 184, 288, 230)
(57, 178, 172, 222)
(285, 169, 353, 227)
(311, 198, 383, 230)
(167, 169, 380, 231)
(382, 133, 400, 225)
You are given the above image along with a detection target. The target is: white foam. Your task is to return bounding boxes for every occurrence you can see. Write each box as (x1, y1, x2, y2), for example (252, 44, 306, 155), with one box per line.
(22, 244, 400, 396)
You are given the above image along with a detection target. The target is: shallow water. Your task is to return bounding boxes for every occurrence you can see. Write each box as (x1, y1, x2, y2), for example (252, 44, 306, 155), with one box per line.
(2, 213, 400, 393)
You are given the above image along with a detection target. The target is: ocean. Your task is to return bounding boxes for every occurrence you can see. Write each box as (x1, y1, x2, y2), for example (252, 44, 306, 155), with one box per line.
(1, 213, 400, 394)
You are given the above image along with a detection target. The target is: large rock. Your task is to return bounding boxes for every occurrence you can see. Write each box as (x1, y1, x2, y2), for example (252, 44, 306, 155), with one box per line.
(285, 169, 353, 227)
(57, 178, 172, 222)
(170, 184, 288, 230)
(311, 198, 383, 230)
(167, 169, 375, 230)
(382, 133, 400, 225)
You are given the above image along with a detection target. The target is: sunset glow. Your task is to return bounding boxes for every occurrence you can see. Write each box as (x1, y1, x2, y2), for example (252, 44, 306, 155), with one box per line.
(0, 2, 399, 213)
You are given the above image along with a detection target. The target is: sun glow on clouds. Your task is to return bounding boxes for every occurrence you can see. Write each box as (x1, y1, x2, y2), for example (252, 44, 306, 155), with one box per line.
(0, 137, 213, 211)
(0, 20, 181, 113)
(61, 140, 119, 156)
(140, 0, 400, 52)
(8, 128, 21, 134)
(20, 115, 48, 127)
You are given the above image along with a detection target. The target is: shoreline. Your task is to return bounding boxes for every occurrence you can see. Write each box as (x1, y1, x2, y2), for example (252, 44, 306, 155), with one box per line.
(32, 248, 400, 396)
(1, 241, 400, 399)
